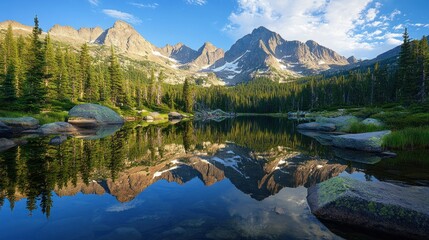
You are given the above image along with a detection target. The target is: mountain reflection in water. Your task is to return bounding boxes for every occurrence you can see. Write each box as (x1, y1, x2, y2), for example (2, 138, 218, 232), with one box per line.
(0, 117, 428, 240)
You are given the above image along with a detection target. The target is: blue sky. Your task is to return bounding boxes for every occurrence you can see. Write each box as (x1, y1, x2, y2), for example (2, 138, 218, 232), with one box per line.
(1, 0, 428, 59)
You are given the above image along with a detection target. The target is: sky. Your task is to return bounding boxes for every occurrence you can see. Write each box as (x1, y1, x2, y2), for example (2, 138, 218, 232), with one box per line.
(0, 0, 428, 59)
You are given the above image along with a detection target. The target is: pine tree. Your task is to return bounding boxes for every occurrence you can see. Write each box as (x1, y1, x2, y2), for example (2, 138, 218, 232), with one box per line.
(183, 78, 194, 113)
(109, 46, 125, 106)
(398, 28, 415, 103)
(148, 69, 155, 106)
(417, 36, 428, 102)
(44, 34, 57, 102)
(2, 60, 17, 105)
(79, 43, 94, 101)
(22, 16, 46, 113)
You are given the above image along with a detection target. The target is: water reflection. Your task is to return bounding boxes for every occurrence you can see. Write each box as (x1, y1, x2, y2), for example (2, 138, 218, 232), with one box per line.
(0, 117, 428, 239)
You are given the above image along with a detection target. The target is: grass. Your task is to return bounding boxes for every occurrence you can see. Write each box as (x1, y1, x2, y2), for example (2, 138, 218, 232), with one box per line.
(383, 127, 429, 150)
(348, 122, 387, 133)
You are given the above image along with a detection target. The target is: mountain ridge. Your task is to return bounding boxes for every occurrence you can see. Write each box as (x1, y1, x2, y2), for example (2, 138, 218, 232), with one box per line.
(0, 19, 397, 85)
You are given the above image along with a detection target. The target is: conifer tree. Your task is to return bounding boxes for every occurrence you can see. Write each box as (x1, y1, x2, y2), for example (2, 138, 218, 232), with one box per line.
(22, 16, 46, 112)
(183, 78, 194, 113)
(44, 34, 57, 102)
(109, 46, 125, 106)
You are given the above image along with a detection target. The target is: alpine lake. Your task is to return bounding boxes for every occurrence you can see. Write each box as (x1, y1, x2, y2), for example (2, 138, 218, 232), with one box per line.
(0, 116, 428, 240)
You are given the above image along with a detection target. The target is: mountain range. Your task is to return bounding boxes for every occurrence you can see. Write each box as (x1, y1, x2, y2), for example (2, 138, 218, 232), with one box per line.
(0, 20, 399, 85)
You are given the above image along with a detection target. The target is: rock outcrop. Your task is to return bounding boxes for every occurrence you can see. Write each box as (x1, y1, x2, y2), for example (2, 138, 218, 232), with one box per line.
(332, 130, 391, 152)
(168, 112, 183, 120)
(307, 176, 429, 239)
(67, 104, 124, 126)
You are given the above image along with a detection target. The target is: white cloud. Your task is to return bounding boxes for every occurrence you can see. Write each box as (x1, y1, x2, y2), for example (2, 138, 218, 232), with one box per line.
(130, 2, 159, 9)
(102, 9, 142, 24)
(186, 0, 207, 5)
(366, 8, 379, 21)
(224, 0, 383, 58)
(88, 0, 99, 6)
(393, 24, 404, 31)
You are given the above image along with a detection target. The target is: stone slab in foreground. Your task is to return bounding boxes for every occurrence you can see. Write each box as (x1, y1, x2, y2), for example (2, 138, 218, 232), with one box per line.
(307, 176, 429, 239)
(68, 104, 124, 126)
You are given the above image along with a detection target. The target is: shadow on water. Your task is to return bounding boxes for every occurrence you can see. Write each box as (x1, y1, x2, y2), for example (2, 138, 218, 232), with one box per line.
(0, 116, 427, 239)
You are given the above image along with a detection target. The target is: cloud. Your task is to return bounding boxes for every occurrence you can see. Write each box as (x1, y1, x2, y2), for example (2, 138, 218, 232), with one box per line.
(186, 0, 207, 5)
(102, 9, 142, 24)
(224, 0, 385, 58)
(88, 0, 99, 6)
(393, 24, 404, 31)
(223, 0, 410, 58)
(130, 2, 159, 9)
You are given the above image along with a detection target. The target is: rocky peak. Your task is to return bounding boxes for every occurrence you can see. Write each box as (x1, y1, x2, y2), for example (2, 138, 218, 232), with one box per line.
(112, 20, 133, 30)
(95, 20, 154, 56)
(78, 27, 104, 42)
(49, 24, 79, 37)
(347, 56, 358, 64)
(0, 20, 33, 33)
(198, 42, 217, 53)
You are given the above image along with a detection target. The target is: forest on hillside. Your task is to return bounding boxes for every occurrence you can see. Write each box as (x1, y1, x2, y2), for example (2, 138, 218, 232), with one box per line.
(0, 17, 428, 114)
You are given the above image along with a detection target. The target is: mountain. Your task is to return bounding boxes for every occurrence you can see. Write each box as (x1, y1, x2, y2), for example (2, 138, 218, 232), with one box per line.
(0, 20, 354, 85)
(208, 26, 349, 84)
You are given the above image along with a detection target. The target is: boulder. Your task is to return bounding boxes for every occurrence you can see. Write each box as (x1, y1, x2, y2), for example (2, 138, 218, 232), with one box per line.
(0, 121, 13, 138)
(307, 177, 429, 239)
(316, 116, 358, 132)
(297, 122, 336, 132)
(40, 122, 78, 135)
(362, 118, 383, 126)
(68, 104, 124, 127)
(168, 112, 183, 120)
(49, 135, 68, 145)
(332, 130, 390, 152)
(0, 138, 16, 152)
(0, 117, 39, 130)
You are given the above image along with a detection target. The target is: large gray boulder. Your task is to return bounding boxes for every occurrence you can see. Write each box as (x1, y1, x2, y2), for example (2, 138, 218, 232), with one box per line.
(316, 115, 358, 132)
(40, 122, 78, 135)
(297, 122, 336, 132)
(332, 130, 390, 152)
(0, 117, 39, 130)
(68, 104, 124, 126)
(307, 177, 429, 239)
(0, 138, 16, 152)
(0, 121, 13, 138)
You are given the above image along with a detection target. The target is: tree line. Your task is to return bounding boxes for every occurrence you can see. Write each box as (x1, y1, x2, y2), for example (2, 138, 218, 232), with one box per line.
(196, 29, 429, 112)
(1, 17, 427, 114)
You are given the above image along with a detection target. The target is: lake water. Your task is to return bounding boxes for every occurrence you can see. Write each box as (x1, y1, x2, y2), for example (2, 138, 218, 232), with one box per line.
(0, 117, 428, 240)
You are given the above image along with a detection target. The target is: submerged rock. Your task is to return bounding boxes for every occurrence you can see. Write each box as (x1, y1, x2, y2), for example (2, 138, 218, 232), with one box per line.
(307, 176, 429, 239)
(297, 122, 336, 132)
(68, 103, 124, 127)
(40, 122, 78, 135)
(0, 138, 16, 152)
(0, 117, 39, 130)
(332, 130, 391, 152)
